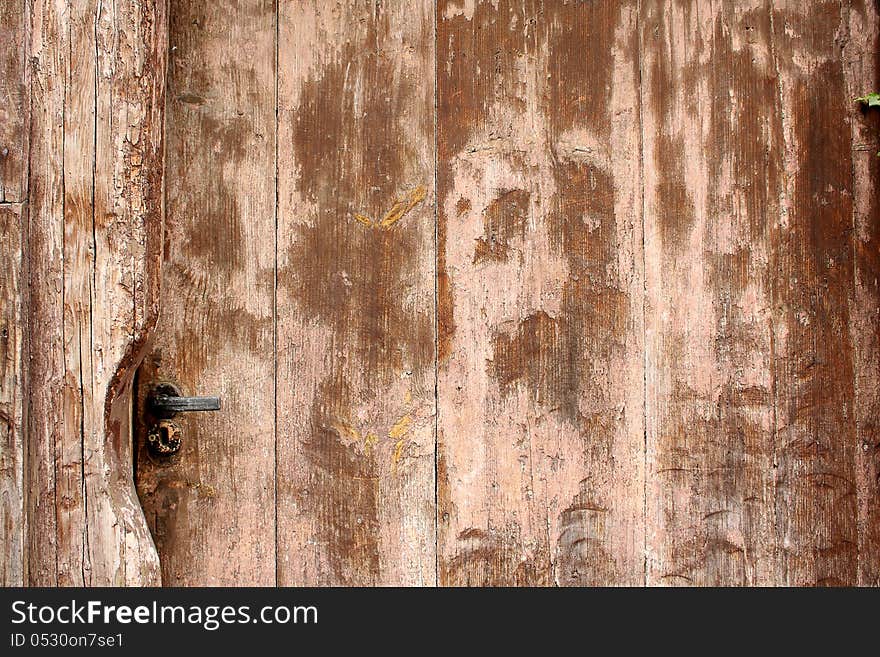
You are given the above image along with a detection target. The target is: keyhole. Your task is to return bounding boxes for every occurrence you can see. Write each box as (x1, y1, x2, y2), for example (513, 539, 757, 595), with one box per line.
(148, 419, 182, 456)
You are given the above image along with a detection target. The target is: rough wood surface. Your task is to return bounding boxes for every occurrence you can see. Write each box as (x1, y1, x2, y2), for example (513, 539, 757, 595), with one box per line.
(134, 0, 277, 586)
(845, 0, 880, 587)
(0, 0, 28, 202)
(642, 0, 780, 586)
(770, 0, 859, 586)
(275, 0, 437, 586)
(436, 0, 645, 586)
(1, 203, 26, 585)
(6, 0, 877, 587)
(26, 0, 166, 585)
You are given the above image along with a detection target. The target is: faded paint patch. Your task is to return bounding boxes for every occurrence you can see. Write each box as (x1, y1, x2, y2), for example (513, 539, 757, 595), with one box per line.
(438, 0, 642, 587)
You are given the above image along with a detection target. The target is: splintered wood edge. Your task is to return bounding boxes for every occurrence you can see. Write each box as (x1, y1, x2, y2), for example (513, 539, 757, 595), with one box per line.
(22, 0, 168, 586)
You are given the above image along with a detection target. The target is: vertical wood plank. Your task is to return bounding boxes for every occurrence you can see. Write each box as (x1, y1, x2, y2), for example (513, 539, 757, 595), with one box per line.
(437, 0, 644, 586)
(0, 0, 28, 202)
(26, 0, 69, 584)
(0, 0, 30, 583)
(27, 0, 167, 585)
(1, 203, 25, 585)
(276, 0, 437, 585)
(642, 0, 781, 585)
(770, 1, 859, 586)
(135, 0, 276, 585)
(843, 0, 880, 586)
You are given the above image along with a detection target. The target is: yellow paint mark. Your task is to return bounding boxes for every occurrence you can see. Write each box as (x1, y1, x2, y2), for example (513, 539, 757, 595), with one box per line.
(353, 212, 374, 228)
(392, 438, 406, 466)
(187, 482, 217, 498)
(379, 185, 427, 228)
(364, 432, 378, 453)
(404, 389, 412, 404)
(388, 414, 412, 440)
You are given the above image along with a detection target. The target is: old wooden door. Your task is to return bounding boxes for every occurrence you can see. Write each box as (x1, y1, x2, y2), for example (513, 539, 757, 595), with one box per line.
(4, 0, 880, 586)
(134, 0, 437, 586)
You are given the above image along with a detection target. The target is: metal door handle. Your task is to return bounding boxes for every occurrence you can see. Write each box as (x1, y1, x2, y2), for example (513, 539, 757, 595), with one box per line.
(148, 383, 221, 419)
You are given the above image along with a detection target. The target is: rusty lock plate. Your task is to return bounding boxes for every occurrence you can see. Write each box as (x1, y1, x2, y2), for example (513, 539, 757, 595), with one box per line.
(146, 383, 221, 456)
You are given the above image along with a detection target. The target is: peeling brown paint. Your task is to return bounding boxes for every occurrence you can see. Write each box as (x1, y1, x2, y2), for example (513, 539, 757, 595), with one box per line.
(135, 0, 276, 586)
(438, 0, 644, 586)
(299, 373, 381, 584)
(284, 46, 432, 375)
(473, 189, 530, 264)
(556, 481, 618, 586)
(440, 525, 551, 587)
(773, 47, 858, 585)
(276, 1, 436, 586)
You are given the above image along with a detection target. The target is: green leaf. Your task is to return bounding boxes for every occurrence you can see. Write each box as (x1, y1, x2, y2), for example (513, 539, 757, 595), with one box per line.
(856, 92, 880, 107)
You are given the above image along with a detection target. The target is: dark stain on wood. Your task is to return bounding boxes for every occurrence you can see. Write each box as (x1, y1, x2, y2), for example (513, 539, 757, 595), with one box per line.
(440, 525, 551, 587)
(437, 206, 455, 364)
(491, 310, 565, 403)
(543, 1, 621, 135)
(275, 1, 436, 585)
(286, 43, 432, 377)
(473, 189, 529, 264)
(556, 481, 617, 586)
(299, 373, 381, 584)
(439, 0, 640, 586)
(774, 54, 858, 585)
(654, 132, 694, 252)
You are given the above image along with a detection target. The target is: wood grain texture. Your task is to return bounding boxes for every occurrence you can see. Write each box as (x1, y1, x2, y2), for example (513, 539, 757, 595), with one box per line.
(135, 0, 276, 585)
(0, 0, 28, 202)
(1, 203, 26, 585)
(0, 0, 30, 589)
(770, 0, 859, 586)
(275, 0, 437, 586)
(845, 0, 880, 587)
(26, 0, 167, 585)
(436, 0, 645, 586)
(642, 0, 780, 585)
(6, 0, 874, 587)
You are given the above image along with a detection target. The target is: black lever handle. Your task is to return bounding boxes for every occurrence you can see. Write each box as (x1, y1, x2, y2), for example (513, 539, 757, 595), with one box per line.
(149, 384, 221, 419)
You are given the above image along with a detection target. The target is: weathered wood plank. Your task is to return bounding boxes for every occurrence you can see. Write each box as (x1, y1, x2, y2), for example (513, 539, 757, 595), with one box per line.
(769, 1, 859, 586)
(437, 0, 644, 586)
(27, 0, 167, 585)
(843, 0, 880, 586)
(642, 0, 781, 585)
(0, 0, 30, 583)
(276, 0, 437, 585)
(0, 0, 28, 202)
(135, 0, 276, 585)
(1, 203, 25, 585)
